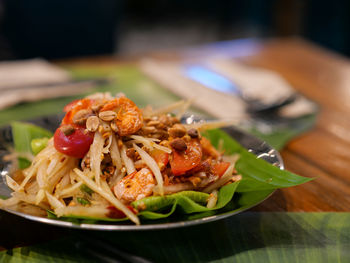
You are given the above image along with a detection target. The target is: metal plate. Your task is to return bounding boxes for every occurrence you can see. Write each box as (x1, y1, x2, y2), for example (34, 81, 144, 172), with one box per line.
(0, 115, 283, 231)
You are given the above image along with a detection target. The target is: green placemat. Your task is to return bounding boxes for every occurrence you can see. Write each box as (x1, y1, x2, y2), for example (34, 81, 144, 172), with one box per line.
(0, 64, 323, 263)
(0, 65, 178, 127)
(0, 64, 316, 151)
(1, 212, 349, 263)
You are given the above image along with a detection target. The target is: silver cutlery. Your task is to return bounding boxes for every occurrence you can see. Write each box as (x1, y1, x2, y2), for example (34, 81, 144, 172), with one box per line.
(185, 65, 295, 113)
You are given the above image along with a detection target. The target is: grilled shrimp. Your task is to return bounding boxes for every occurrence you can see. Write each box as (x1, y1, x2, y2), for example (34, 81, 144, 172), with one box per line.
(114, 168, 156, 203)
(100, 97, 143, 136)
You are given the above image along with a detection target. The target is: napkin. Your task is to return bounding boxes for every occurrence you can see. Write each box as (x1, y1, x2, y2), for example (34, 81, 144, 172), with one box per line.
(207, 58, 317, 119)
(0, 59, 96, 110)
(140, 59, 247, 120)
(0, 59, 71, 89)
(139, 58, 317, 121)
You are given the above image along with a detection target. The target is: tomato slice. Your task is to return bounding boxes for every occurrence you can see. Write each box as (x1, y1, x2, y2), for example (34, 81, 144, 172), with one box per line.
(107, 205, 138, 218)
(151, 149, 169, 170)
(170, 139, 202, 176)
(62, 99, 93, 126)
(187, 158, 212, 174)
(54, 127, 93, 158)
(212, 162, 230, 177)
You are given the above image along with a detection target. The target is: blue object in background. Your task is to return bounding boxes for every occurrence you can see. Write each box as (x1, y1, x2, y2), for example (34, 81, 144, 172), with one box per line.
(185, 65, 241, 95)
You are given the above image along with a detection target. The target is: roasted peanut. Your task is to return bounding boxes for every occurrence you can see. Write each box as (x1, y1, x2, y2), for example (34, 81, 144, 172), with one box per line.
(169, 116, 180, 125)
(143, 116, 152, 122)
(126, 148, 136, 159)
(170, 138, 187, 151)
(99, 111, 117, 121)
(187, 128, 199, 138)
(73, 109, 91, 125)
(142, 126, 156, 134)
(110, 121, 119, 133)
(168, 124, 186, 138)
(86, 116, 100, 132)
(147, 120, 160, 126)
(91, 101, 105, 112)
(158, 115, 170, 125)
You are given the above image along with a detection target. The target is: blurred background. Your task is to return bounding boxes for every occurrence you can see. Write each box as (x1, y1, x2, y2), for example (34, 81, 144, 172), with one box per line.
(0, 0, 349, 60)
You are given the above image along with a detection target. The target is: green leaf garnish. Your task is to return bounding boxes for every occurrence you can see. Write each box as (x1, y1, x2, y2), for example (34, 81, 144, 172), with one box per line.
(11, 122, 312, 224)
(47, 210, 128, 223)
(31, 137, 49, 155)
(80, 184, 94, 195)
(202, 129, 313, 192)
(133, 181, 240, 219)
(11, 122, 52, 169)
(77, 197, 91, 206)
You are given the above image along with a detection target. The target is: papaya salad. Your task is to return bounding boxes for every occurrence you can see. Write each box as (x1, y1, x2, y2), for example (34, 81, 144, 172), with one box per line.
(0, 93, 244, 225)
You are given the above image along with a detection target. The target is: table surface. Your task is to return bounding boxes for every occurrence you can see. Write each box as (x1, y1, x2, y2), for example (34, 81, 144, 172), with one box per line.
(57, 37, 350, 213)
(1, 37, 349, 254)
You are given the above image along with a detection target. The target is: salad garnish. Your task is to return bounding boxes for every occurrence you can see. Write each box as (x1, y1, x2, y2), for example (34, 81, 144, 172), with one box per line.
(0, 92, 312, 225)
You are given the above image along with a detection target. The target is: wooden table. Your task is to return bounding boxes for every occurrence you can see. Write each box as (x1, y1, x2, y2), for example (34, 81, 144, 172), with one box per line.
(59, 37, 350, 213)
(2, 37, 349, 255)
(231, 38, 350, 212)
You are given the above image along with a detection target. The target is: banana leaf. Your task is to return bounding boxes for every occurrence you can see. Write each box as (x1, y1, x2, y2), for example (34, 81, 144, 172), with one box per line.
(11, 121, 52, 169)
(202, 129, 312, 192)
(1, 212, 349, 263)
(0, 64, 321, 263)
(9, 121, 311, 224)
(45, 182, 239, 222)
(135, 181, 239, 219)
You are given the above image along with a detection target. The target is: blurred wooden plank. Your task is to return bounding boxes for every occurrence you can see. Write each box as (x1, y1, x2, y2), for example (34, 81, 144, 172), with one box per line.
(285, 128, 350, 185)
(233, 39, 350, 212)
(316, 109, 350, 145)
(253, 149, 350, 211)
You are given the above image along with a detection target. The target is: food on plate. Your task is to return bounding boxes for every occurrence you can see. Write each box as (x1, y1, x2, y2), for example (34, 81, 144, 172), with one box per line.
(0, 93, 311, 225)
